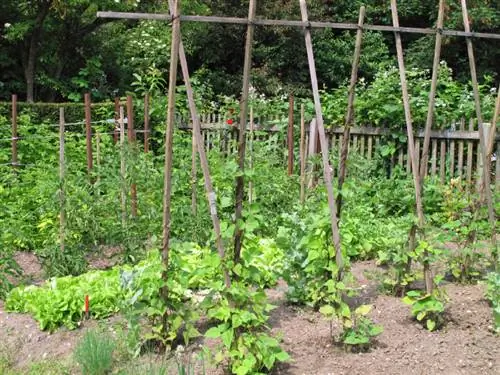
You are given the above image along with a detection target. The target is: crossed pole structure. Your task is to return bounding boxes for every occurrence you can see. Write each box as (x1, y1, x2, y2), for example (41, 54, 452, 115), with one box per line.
(98, 0, 499, 296)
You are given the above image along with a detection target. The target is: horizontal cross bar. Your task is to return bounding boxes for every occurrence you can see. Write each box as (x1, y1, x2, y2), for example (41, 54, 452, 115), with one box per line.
(96, 11, 500, 40)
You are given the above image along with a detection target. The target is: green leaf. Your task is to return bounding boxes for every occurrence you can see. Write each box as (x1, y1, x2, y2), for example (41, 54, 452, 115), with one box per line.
(319, 304, 335, 317)
(205, 327, 221, 339)
(221, 327, 234, 349)
(426, 319, 436, 331)
(416, 311, 426, 321)
(355, 304, 372, 316)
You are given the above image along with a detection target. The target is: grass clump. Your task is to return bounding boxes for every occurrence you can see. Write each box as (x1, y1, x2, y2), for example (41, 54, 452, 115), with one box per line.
(74, 329, 115, 375)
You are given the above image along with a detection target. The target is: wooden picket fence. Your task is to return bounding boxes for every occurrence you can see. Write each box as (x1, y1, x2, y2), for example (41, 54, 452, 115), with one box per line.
(181, 114, 499, 186)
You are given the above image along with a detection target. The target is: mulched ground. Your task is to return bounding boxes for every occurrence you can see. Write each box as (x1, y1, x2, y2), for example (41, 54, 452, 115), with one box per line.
(1, 255, 498, 374)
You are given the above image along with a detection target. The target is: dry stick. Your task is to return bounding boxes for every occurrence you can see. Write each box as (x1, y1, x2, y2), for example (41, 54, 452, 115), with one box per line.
(460, 0, 496, 248)
(337, 5, 365, 218)
(300, 0, 343, 279)
(419, 0, 445, 182)
(127, 95, 138, 217)
(119, 107, 127, 228)
(191, 129, 197, 215)
(167, 0, 231, 289)
(11, 94, 18, 170)
(390, 0, 430, 293)
(59, 108, 66, 253)
(233, 0, 257, 265)
(84, 93, 93, 175)
(249, 107, 254, 203)
(287, 94, 294, 176)
(144, 92, 150, 153)
(160, 0, 181, 331)
(300, 104, 306, 204)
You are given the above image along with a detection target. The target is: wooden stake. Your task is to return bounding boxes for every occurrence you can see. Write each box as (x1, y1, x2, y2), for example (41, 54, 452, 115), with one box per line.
(300, 104, 306, 204)
(114, 97, 120, 144)
(191, 129, 197, 215)
(419, 0, 445, 181)
(337, 5, 365, 218)
(119, 106, 126, 228)
(96, 132, 101, 189)
(144, 92, 151, 153)
(249, 107, 254, 203)
(460, 0, 495, 245)
(168, 0, 231, 289)
(287, 94, 294, 176)
(486, 86, 499, 167)
(161, 0, 181, 285)
(127, 95, 138, 217)
(11, 94, 18, 170)
(59, 108, 66, 253)
(300, 0, 343, 279)
(390, 0, 430, 293)
(233, 0, 257, 265)
(84, 93, 93, 174)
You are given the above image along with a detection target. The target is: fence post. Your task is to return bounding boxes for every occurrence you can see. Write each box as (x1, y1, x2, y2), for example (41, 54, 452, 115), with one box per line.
(11, 94, 18, 170)
(59, 108, 66, 253)
(84, 93, 93, 175)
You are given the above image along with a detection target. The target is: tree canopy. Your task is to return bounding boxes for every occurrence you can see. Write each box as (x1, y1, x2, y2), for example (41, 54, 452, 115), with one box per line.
(0, 0, 498, 102)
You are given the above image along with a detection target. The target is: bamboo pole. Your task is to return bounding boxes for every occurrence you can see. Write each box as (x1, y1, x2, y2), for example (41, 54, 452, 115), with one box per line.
(287, 94, 294, 176)
(233, 0, 257, 265)
(11, 94, 18, 170)
(300, 104, 306, 204)
(300, 0, 343, 279)
(460, 0, 495, 247)
(168, 0, 231, 289)
(337, 5, 365, 218)
(419, 0, 445, 181)
(59, 108, 66, 253)
(390, 0, 430, 294)
(84, 93, 93, 175)
(120, 106, 126, 228)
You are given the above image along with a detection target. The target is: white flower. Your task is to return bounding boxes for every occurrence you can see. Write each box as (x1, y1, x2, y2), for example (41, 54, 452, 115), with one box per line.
(4, 23, 11, 28)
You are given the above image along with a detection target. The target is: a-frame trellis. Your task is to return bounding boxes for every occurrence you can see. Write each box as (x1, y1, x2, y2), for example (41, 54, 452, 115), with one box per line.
(98, 0, 499, 302)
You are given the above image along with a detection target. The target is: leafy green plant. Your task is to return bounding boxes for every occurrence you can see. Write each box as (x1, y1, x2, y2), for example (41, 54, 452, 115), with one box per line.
(74, 329, 116, 375)
(402, 288, 448, 331)
(0, 251, 21, 299)
(202, 282, 289, 375)
(321, 304, 383, 351)
(485, 271, 500, 333)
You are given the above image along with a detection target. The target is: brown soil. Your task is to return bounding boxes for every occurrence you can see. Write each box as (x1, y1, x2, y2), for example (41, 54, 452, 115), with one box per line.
(0, 258, 498, 374)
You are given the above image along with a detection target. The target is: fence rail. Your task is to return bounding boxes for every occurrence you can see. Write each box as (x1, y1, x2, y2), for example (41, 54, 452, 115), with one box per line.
(179, 115, 499, 186)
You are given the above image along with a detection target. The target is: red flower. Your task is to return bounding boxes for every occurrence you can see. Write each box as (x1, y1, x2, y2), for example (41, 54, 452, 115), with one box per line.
(226, 119, 233, 125)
